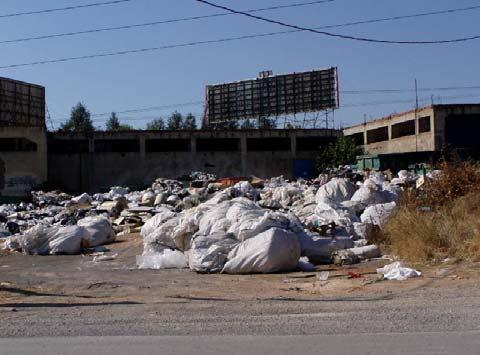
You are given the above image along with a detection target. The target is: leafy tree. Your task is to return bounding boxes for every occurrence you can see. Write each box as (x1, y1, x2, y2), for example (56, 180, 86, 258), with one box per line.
(317, 136, 363, 171)
(167, 111, 183, 130)
(146, 118, 165, 130)
(61, 102, 95, 132)
(106, 112, 120, 131)
(182, 113, 197, 130)
(241, 119, 256, 129)
(105, 112, 133, 131)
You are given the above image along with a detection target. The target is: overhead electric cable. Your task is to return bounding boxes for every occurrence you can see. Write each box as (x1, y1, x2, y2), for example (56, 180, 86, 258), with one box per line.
(1, 3, 479, 45)
(0, 0, 335, 44)
(0, 0, 134, 19)
(195, 0, 480, 44)
(343, 86, 480, 94)
(51, 91, 480, 122)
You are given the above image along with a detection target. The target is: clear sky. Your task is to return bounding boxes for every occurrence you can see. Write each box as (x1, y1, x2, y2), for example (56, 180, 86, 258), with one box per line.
(0, 0, 479, 129)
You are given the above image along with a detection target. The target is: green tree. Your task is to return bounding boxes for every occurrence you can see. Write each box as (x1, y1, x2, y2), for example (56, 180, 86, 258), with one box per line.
(146, 118, 165, 130)
(182, 113, 197, 130)
(105, 112, 133, 131)
(61, 102, 95, 132)
(317, 136, 363, 171)
(167, 111, 183, 130)
(106, 112, 120, 131)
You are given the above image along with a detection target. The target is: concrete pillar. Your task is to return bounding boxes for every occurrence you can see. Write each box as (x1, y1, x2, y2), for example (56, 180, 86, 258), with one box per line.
(139, 135, 146, 159)
(290, 134, 297, 158)
(190, 135, 196, 153)
(387, 125, 392, 140)
(88, 138, 95, 153)
(240, 134, 247, 176)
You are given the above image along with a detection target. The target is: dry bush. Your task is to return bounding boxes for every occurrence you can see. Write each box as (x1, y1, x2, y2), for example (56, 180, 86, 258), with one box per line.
(382, 162, 480, 264)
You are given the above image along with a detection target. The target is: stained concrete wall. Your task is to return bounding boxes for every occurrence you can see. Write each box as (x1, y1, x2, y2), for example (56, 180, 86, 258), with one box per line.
(344, 106, 440, 155)
(0, 126, 48, 198)
(48, 129, 339, 193)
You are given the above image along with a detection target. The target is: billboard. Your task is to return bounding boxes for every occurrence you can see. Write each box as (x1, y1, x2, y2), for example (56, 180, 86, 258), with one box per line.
(0, 77, 45, 127)
(204, 67, 338, 125)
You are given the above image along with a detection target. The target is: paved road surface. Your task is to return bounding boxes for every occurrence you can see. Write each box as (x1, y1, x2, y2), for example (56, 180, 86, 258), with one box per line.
(1, 331, 479, 355)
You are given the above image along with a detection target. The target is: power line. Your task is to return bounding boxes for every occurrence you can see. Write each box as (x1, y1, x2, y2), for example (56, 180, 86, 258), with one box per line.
(51, 90, 480, 122)
(0, 0, 134, 19)
(0, 32, 325, 69)
(343, 86, 480, 95)
(0, 0, 335, 45)
(1, 3, 479, 45)
(195, 0, 480, 44)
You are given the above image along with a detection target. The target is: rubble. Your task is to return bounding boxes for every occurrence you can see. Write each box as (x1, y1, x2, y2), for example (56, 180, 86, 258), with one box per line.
(1, 169, 430, 275)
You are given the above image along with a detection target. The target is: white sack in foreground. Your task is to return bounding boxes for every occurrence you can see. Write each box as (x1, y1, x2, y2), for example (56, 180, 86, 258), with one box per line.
(377, 261, 421, 281)
(77, 216, 116, 247)
(222, 227, 301, 274)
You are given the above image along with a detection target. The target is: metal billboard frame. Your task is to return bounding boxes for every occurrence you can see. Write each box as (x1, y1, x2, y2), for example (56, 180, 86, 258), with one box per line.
(204, 67, 339, 127)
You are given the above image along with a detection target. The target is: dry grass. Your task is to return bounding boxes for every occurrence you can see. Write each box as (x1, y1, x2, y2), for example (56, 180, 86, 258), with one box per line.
(381, 162, 480, 264)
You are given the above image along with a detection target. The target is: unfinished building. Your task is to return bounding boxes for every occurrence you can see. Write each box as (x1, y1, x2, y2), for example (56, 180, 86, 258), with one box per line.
(344, 104, 480, 157)
(0, 77, 47, 198)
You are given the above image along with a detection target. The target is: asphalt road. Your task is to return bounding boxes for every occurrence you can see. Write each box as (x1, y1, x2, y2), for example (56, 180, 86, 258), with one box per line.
(1, 332, 479, 355)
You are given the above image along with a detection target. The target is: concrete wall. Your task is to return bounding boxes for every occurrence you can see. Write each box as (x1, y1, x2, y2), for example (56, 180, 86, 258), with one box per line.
(48, 129, 339, 193)
(0, 126, 48, 198)
(343, 106, 436, 155)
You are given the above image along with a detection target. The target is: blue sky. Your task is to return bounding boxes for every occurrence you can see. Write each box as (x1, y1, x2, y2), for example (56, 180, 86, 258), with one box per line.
(0, 0, 479, 129)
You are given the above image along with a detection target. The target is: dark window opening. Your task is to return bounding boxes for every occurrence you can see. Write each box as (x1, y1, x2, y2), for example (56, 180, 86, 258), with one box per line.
(197, 138, 240, 152)
(391, 120, 415, 139)
(0, 137, 37, 152)
(445, 114, 480, 148)
(366, 126, 389, 144)
(48, 139, 88, 154)
(347, 132, 365, 146)
(94, 139, 139, 153)
(247, 137, 290, 151)
(297, 137, 336, 151)
(418, 116, 431, 133)
(146, 139, 190, 152)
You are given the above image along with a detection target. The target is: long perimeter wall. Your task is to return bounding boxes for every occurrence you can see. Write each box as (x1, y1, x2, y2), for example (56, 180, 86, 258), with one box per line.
(48, 129, 339, 193)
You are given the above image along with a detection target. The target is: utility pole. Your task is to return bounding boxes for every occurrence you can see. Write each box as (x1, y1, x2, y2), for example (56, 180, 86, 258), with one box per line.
(415, 79, 419, 153)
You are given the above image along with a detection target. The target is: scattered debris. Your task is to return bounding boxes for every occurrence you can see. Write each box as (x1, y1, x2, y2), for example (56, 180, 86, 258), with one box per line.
(377, 261, 422, 281)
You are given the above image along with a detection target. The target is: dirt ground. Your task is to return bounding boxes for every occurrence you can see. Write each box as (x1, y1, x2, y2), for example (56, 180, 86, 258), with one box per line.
(1, 233, 478, 307)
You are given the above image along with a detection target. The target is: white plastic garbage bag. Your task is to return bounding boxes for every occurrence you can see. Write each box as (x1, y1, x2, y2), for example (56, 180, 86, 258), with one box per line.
(377, 261, 421, 280)
(347, 245, 381, 260)
(77, 216, 115, 247)
(48, 225, 88, 254)
(10, 224, 88, 255)
(222, 228, 301, 274)
(360, 202, 397, 227)
(315, 178, 355, 205)
(298, 232, 354, 264)
(136, 249, 187, 269)
(189, 233, 239, 273)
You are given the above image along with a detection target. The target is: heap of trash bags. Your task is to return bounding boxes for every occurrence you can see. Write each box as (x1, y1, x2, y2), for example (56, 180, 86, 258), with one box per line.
(1, 168, 433, 275)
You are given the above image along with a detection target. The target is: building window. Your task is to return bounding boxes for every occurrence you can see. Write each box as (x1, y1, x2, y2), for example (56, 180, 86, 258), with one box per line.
(94, 139, 140, 153)
(418, 116, 431, 133)
(0, 138, 37, 152)
(347, 132, 365, 146)
(197, 138, 240, 152)
(146, 139, 190, 152)
(391, 120, 415, 139)
(366, 126, 388, 144)
(247, 137, 290, 151)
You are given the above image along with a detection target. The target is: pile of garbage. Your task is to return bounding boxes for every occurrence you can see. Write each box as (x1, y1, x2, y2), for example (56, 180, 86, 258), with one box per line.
(2, 169, 428, 277)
